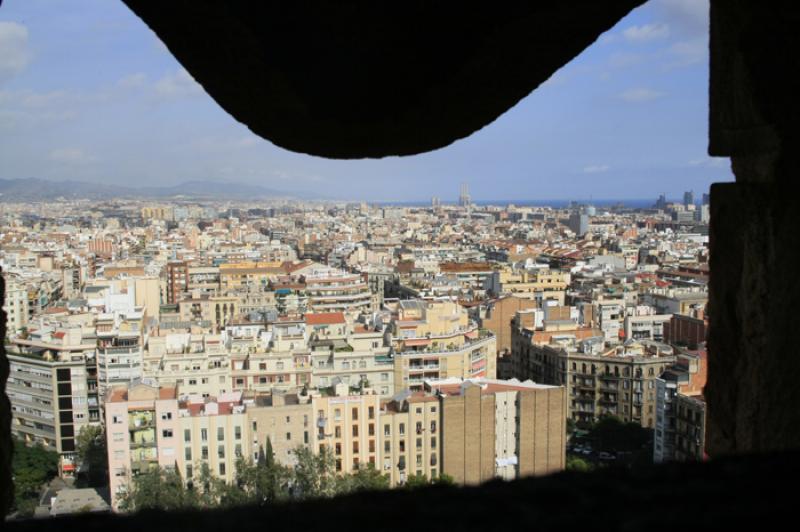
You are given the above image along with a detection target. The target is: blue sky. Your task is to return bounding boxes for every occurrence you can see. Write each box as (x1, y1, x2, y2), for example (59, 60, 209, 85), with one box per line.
(0, 0, 733, 202)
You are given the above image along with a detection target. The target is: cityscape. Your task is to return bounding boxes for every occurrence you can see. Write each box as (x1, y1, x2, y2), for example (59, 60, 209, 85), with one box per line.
(2, 187, 709, 515)
(3, 0, 760, 524)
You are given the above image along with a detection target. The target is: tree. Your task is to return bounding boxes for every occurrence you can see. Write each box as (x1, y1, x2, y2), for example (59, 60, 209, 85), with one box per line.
(235, 441, 291, 505)
(10, 438, 59, 517)
(403, 472, 430, 489)
(566, 455, 594, 473)
(291, 445, 337, 499)
(336, 463, 390, 494)
(432, 473, 455, 486)
(76, 425, 108, 488)
(117, 465, 197, 512)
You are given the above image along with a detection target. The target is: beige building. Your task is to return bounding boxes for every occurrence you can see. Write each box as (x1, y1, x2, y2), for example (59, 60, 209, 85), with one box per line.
(486, 266, 569, 305)
(430, 378, 565, 484)
(219, 261, 286, 292)
(388, 299, 498, 392)
(247, 392, 313, 466)
(379, 392, 441, 485)
(312, 384, 382, 474)
(3, 274, 29, 336)
(512, 330, 675, 428)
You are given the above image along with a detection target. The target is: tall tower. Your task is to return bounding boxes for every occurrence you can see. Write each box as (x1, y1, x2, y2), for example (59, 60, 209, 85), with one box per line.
(458, 183, 471, 207)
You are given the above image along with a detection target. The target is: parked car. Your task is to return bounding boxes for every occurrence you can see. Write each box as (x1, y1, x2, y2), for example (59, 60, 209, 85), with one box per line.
(598, 451, 616, 461)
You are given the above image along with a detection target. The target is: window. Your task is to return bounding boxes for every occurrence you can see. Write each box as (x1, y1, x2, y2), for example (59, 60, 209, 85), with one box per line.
(399, 440, 405, 452)
(189, 379, 197, 386)
(430, 421, 437, 433)
(335, 443, 342, 455)
(335, 426, 342, 438)
(416, 454, 422, 467)
(201, 446, 208, 460)
(431, 437, 436, 449)
(286, 432, 291, 441)
(184, 429, 191, 442)
(384, 424, 391, 436)
(235, 426, 241, 440)
(185, 447, 192, 460)
(352, 407, 359, 420)
(161, 412, 172, 420)
(219, 463, 226, 476)
(368, 423, 375, 436)
(304, 431, 309, 444)
(353, 441, 359, 453)
(112, 415, 122, 424)
(381, 373, 389, 381)
(201, 428, 208, 441)
(352, 425, 359, 437)
(217, 427, 225, 441)
(218, 445, 225, 458)
(162, 429, 173, 438)
(416, 422, 423, 434)
(334, 409, 341, 421)
(235, 444, 242, 457)
(186, 464, 193, 479)
(399, 423, 405, 436)
(384, 441, 391, 453)
(252, 421, 257, 432)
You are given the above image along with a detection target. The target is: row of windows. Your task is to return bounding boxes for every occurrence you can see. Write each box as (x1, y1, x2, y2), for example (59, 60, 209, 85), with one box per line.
(179, 426, 243, 442)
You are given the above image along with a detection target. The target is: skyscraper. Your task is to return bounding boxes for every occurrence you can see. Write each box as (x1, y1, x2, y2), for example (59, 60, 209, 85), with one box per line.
(459, 183, 471, 207)
(683, 190, 695, 208)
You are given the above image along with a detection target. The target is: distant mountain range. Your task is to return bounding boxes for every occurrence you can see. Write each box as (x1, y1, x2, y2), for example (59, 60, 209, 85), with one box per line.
(0, 178, 323, 201)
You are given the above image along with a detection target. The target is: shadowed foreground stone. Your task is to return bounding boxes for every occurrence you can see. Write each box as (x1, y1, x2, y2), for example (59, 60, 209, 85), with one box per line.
(6, 452, 798, 529)
(120, 1, 644, 158)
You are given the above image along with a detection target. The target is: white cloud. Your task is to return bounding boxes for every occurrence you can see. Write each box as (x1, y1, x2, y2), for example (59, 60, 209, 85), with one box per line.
(619, 87, 665, 103)
(118, 73, 147, 89)
(49, 148, 97, 165)
(623, 23, 670, 42)
(688, 157, 729, 169)
(654, 0, 708, 38)
(608, 52, 644, 69)
(154, 69, 203, 98)
(583, 165, 610, 174)
(667, 38, 707, 67)
(0, 21, 31, 84)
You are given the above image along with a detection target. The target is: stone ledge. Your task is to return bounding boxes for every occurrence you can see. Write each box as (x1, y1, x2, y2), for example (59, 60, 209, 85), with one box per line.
(7, 451, 798, 529)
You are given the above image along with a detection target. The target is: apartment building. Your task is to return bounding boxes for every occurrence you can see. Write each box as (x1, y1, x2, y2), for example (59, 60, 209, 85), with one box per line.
(3, 274, 29, 336)
(512, 329, 675, 428)
(304, 269, 376, 314)
(430, 378, 565, 484)
(475, 295, 538, 356)
(623, 312, 671, 342)
(6, 327, 101, 475)
(219, 261, 286, 292)
(654, 350, 707, 463)
(379, 391, 440, 485)
(105, 383, 180, 510)
(388, 299, 497, 392)
(312, 384, 382, 474)
(247, 391, 312, 466)
(177, 293, 238, 330)
(485, 266, 569, 305)
(143, 333, 231, 397)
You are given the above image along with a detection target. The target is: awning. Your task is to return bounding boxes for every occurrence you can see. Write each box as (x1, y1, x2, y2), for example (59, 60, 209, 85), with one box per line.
(403, 338, 431, 347)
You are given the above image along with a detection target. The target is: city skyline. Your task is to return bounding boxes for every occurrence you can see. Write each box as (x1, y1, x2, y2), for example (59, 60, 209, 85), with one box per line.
(0, 0, 732, 201)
